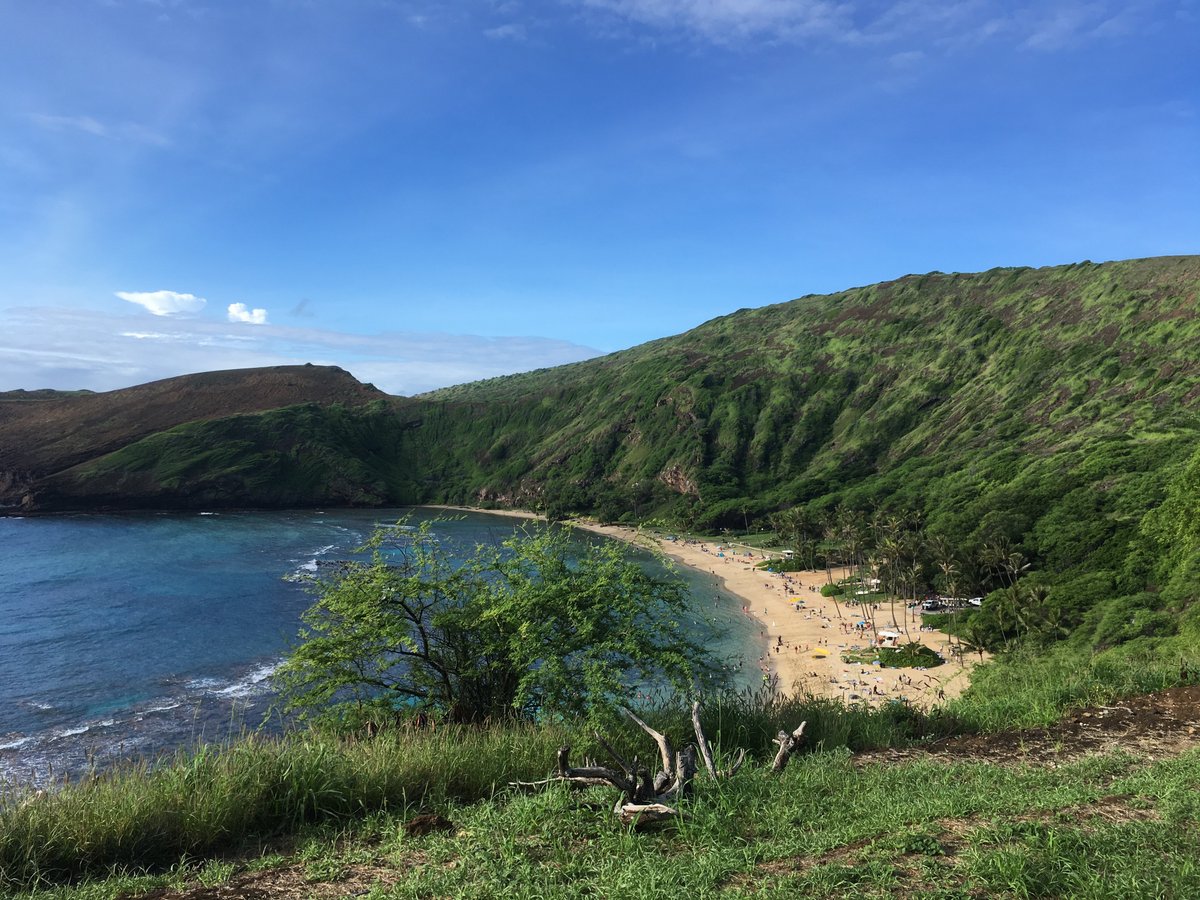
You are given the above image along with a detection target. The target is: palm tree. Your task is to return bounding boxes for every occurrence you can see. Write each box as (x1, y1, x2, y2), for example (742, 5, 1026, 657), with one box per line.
(820, 514, 847, 620)
(1016, 583, 1050, 640)
(1003, 551, 1031, 588)
(905, 560, 923, 636)
(936, 557, 963, 657)
(840, 511, 867, 591)
(877, 533, 905, 630)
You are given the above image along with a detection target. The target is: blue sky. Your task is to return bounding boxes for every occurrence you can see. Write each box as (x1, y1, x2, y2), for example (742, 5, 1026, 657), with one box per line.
(1, 0, 1197, 394)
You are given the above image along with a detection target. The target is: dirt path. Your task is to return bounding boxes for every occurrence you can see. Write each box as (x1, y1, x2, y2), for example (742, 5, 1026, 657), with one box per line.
(856, 683, 1200, 767)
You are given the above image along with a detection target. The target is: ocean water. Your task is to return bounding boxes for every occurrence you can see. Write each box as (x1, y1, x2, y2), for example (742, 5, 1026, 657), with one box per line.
(0, 509, 756, 786)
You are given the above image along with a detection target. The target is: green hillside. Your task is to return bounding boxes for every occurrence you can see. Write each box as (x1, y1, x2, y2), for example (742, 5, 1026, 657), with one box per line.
(414, 256, 1200, 532)
(23, 255, 1200, 657)
(35, 400, 424, 510)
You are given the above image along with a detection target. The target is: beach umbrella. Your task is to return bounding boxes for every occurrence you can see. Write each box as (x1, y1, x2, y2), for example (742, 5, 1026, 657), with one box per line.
(812, 648, 831, 657)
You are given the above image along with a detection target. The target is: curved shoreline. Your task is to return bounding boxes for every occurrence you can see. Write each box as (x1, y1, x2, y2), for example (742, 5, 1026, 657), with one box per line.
(431, 507, 981, 709)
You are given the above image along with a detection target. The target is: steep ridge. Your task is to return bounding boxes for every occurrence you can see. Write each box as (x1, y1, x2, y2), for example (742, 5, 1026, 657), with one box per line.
(413, 255, 1200, 524)
(0, 365, 386, 509)
(12, 256, 1200, 533)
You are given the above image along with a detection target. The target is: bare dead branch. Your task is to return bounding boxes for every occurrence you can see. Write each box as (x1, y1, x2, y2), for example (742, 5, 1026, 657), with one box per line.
(593, 730, 633, 779)
(621, 706, 674, 781)
(618, 802, 680, 828)
(770, 721, 808, 773)
(723, 747, 748, 777)
(520, 704, 800, 828)
(663, 744, 697, 799)
(691, 700, 719, 779)
(510, 743, 635, 794)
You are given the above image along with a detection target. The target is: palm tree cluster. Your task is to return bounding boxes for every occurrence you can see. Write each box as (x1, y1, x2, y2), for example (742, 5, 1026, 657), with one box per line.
(765, 505, 1056, 654)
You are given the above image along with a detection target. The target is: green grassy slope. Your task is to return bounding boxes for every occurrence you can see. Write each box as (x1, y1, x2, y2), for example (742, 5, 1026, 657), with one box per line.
(413, 256, 1200, 532)
(34, 400, 425, 510)
(6, 692, 1200, 897)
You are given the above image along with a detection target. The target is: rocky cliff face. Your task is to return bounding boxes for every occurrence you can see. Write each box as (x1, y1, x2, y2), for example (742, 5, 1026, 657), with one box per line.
(0, 469, 33, 511)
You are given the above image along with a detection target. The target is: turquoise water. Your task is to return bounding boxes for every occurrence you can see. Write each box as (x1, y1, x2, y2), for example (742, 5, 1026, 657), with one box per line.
(0, 509, 756, 785)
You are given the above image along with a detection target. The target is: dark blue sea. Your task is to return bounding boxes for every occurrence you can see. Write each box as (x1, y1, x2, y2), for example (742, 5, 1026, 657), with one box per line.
(0, 509, 756, 787)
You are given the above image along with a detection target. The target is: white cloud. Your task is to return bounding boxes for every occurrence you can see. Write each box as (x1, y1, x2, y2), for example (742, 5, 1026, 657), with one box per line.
(0, 306, 601, 395)
(227, 302, 269, 324)
(484, 22, 528, 40)
(888, 49, 926, 66)
(1022, 5, 1100, 49)
(577, 0, 1167, 48)
(29, 114, 110, 137)
(29, 113, 170, 146)
(581, 0, 852, 42)
(1017, 1, 1157, 50)
(116, 289, 207, 316)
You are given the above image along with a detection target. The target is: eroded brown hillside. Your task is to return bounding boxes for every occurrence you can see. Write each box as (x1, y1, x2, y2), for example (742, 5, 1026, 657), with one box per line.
(0, 365, 385, 508)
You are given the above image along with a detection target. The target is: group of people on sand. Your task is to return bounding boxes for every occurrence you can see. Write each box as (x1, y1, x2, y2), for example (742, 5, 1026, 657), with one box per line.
(665, 532, 964, 708)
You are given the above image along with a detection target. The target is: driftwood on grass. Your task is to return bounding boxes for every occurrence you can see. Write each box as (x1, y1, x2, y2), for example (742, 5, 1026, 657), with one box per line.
(770, 721, 808, 773)
(510, 702, 805, 827)
(691, 700, 747, 779)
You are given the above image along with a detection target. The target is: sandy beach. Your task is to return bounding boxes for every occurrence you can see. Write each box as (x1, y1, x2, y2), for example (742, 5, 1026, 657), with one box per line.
(438, 507, 980, 710)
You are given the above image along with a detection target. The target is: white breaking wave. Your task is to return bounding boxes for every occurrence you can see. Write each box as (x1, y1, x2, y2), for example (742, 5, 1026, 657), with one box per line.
(210, 661, 281, 698)
(185, 676, 223, 691)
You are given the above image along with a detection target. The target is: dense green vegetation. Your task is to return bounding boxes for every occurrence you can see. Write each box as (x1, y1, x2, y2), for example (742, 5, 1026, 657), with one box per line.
(37, 400, 424, 509)
(0, 693, 940, 890)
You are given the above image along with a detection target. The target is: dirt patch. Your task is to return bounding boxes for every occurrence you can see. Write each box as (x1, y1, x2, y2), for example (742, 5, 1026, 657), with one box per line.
(856, 684, 1200, 767)
(126, 861, 408, 900)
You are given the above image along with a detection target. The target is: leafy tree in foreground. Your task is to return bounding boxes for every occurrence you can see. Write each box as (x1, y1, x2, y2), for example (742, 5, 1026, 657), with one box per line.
(275, 521, 723, 728)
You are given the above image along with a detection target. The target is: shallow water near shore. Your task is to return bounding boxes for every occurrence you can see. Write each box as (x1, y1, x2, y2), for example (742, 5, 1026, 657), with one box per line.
(0, 509, 756, 787)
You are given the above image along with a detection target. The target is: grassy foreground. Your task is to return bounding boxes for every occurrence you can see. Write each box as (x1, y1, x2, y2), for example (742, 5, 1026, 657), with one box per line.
(5, 664, 1200, 899)
(7, 741, 1200, 899)
(0, 695, 941, 891)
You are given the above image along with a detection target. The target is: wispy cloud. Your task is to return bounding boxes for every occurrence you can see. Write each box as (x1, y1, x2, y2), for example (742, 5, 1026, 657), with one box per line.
(484, 22, 528, 40)
(1020, 2, 1151, 50)
(576, 0, 1172, 48)
(29, 113, 170, 146)
(227, 302, 269, 324)
(580, 0, 852, 43)
(0, 306, 601, 395)
(116, 290, 207, 316)
(29, 114, 110, 137)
